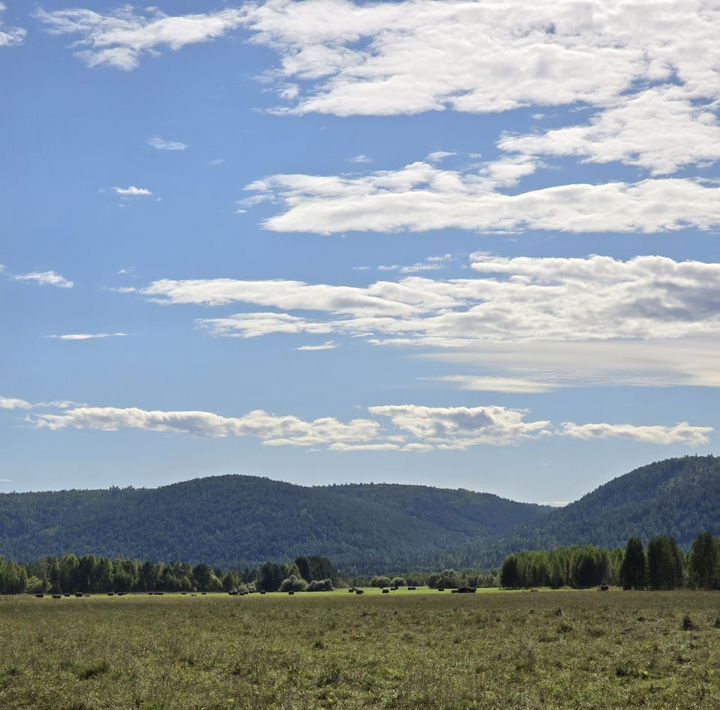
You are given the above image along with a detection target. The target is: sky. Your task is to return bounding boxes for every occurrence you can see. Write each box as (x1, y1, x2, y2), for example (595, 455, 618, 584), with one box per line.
(2, 0, 720, 502)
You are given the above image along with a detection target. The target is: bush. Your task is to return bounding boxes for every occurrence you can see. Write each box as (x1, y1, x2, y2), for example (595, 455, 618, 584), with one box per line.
(279, 575, 308, 593)
(370, 576, 392, 588)
(307, 579, 334, 592)
(391, 577, 407, 587)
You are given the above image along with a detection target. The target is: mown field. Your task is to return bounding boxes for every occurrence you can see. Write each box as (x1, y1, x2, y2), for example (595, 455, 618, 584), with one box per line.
(1, 588, 719, 709)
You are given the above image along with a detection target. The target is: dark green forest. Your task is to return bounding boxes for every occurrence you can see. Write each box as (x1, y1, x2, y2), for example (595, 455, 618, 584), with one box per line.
(461, 455, 720, 567)
(0, 476, 550, 572)
(0, 455, 718, 572)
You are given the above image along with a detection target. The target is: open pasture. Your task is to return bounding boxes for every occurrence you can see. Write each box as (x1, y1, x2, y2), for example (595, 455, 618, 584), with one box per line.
(1, 589, 719, 709)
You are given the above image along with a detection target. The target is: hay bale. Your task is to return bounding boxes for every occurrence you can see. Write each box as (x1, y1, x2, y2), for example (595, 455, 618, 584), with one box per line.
(75, 593, 83, 598)
(288, 590, 295, 596)
(437, 587, 445, 592)
(599, 585, 609, 592)
(52, 594, 61, 599)
(457, 586, 476, 594)
(355, 589, 364, 595)
(407, 586, 416, 591)
(34, 593, 44, 598)
(382, 588, 389, 594)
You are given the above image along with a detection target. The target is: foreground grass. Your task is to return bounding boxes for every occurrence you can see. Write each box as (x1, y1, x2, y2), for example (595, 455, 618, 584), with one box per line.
(1, 590, 719, 709)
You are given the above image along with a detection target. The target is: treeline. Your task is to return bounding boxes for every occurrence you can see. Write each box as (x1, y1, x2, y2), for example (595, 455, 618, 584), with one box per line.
(500, 532, 720, 590)
(0, 554, 339, 596)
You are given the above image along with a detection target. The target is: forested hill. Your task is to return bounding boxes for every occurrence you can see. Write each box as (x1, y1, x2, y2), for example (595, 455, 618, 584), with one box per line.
(485, 455, 720, 561)
(0, 476, 551, 572)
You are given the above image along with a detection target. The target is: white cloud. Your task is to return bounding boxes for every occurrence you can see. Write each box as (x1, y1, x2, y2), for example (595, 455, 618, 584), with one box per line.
(560, 421, 713, 446)
(12, 270, 74, 289)
(35, 6, 246, 70)
(241, 1, 720, 118)
(33, 405, 382, 449)
(499, 86, 720, 176)
(427, 151, 456, 162)
(140, 254, 720, 345)
(246, 159, 720, 235)
(426, 337, 720, 390)
(207, 158, 225, 167)
(428, 375, 559, 394)
(355, 253, 453, 275)
(148, 136, 188, 151)
(0, 3, 25, 47)
(0, 396, 32, 410)
(349, 154, 372, 164)
(296, 340, 337, 351)
(10, 396, 710, 450)
(136, 253, 720, 389)
(46, 333, 130, 341)
(369, 404, 552, 449)
(113, 186, 152, 197)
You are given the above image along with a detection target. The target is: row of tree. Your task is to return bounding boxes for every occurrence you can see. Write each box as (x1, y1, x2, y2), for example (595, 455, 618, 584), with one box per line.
(499, 533, 720, 590)
(2, 533, 717, 595)
(0, 554, 339, 595)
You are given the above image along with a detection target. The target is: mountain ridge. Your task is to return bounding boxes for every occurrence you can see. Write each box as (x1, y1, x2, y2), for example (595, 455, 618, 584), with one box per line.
(1, 455, 717, 572)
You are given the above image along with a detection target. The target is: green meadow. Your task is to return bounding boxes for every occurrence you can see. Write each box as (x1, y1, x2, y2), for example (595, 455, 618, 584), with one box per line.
(1, 589, 719, 709)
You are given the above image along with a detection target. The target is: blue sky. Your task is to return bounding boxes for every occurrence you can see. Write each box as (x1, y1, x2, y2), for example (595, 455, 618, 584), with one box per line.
(2, 0, 720, 502)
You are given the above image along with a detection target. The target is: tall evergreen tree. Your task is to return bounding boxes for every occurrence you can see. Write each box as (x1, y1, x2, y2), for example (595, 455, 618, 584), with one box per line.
(620, 537, 646, 589)
(689, 532, 718, 589)
(500, 555, 521, 588)
(647, 535, 684, 590)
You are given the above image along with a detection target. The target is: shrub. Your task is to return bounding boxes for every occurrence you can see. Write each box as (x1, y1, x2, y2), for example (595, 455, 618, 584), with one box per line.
(279, 575, 308, 593)
(307, 579, 334, 592)
(370, 576, 391, 588)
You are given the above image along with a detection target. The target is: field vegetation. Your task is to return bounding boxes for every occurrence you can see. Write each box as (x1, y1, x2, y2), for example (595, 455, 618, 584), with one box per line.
(1, 589, 719, 708)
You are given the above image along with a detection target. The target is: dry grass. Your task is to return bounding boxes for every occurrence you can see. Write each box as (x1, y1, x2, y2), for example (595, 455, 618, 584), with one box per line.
(1, 589, 719, 708)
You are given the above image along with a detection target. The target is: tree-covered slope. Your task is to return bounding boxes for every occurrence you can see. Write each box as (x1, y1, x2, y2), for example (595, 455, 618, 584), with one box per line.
(496, 455, 720, 556)
(0, 475, 550, 572)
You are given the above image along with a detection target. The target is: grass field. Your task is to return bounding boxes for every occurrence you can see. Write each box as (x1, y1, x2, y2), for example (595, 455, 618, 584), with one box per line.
(1, 588, 719, 709)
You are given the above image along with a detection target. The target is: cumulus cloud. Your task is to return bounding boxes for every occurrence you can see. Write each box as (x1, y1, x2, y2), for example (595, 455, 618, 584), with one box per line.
(26, 399, 709, 450)
(0, 396, 32, 410)
(113, 186, 152, 197)
(236, 1, 720, 117)
(0, 3, 25, 47)
(499, 86, 720, 176)
(560, 421, 713, 446)
(245, 159, 720, 235)
(368, 404, 552, 449)
(136, 253, 720, 389)
(148, 136, 188, 151)
(34, 405, 382, 449)
(11, 269, 74, 289)
(35, 6, 246, 70)
(140, 254, 720, 345)
(46, 333, 131, 341)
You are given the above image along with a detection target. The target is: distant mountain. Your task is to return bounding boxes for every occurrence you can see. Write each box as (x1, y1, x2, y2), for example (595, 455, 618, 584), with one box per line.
(0, 475, 550, 573)
(479, 455, 720, 563)
(1, 456, 717, 572)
